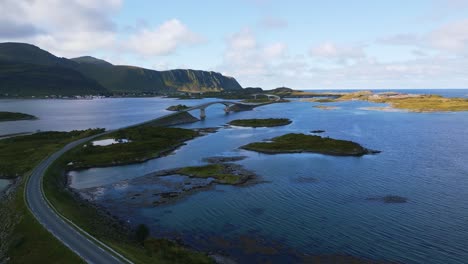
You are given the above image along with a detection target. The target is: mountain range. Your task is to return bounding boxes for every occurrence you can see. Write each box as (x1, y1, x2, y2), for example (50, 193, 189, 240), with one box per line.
(0, 42, 243, 96)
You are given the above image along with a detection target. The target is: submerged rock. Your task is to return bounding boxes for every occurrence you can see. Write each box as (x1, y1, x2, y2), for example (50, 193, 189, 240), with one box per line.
(366, 195, 408, 203)
(203, 156, 247, 163)
(310, 130, 325, 134)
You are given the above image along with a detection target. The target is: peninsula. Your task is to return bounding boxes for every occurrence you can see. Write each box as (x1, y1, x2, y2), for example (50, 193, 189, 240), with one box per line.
(309, 91, 468, 112)
(0, 111, 37, 122)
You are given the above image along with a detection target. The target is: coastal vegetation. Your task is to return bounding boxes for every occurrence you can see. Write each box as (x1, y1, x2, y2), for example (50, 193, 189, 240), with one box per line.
(68, 126, 199, 169)
(0, 129, 105, 263)
(310, 90, 468, 112)
(44, 153, 213, 264)
(241, 133, 378, 156)
(41, 128, 217, 263)
(373, 95, 468, 112)
(0, 111, 37, 122)
(166, 104, 190, 111)
(0, 129, 104, 179)
(0, 126, 214, 263)
(229, 118, 292, 127)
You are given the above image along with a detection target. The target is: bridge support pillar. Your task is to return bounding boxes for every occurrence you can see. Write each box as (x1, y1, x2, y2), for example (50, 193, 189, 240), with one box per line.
(200, 108, 206, 119)
(224, 106, 230, 114)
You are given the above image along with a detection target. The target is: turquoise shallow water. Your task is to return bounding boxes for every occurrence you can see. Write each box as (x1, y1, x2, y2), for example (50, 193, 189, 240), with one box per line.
(0, 179, 11, 192)
(2, 90, 468, 263)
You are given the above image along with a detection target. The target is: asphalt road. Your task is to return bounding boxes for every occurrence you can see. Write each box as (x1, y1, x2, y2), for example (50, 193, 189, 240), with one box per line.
(26, 133, 127, 264)
(24, 99, 274, 263)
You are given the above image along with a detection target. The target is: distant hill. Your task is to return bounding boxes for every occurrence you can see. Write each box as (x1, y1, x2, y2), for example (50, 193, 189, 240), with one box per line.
(0, 60, 107, 96)
(71, 56, 113, 66)
(0, 42, 243, 96)
(72, 58, 242, 93)
(265, 87, 294, 95)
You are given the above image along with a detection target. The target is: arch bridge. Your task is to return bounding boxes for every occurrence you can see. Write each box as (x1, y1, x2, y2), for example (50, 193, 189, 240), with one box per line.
(186, 94, 280, 119)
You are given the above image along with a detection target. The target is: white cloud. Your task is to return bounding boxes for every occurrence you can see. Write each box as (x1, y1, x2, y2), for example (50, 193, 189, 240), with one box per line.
(219, 28, 291, 85)
(126, 19, 203, 57)
(429, 19, 468, 52)
(309, 42, 366, 63)
(263, 42, 287, 58)
(0, 0, 121, 57)
(380, 19, 468, 55)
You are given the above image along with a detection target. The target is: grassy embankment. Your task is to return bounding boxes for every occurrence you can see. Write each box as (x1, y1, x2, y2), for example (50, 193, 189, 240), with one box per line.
(241, 133, 377, 156)
(0, 129, 103, 263)
(68, 126, 199, 169)
(228, 118, 292, 127)
(0, 127, 214, 263)
(0, 111, 37, 122)
(44, 126, 214, 263)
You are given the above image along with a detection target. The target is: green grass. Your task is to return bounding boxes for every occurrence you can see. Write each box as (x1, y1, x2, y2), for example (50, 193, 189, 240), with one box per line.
(4, 185, 84, 264)
(332, 91, 468, 112)
(0, 111, 37, 122)
(241, 133, 374, 156)
(0, 130, 104, 263)
(176, 164, 243, 184)
(229, 118, 292, 127)
(376, 96, 468, 112)
(0, 129, 104, 179)
(314, 98, 335, 103)
(241, 97, 272, 103)
(69, 126, 198, 169)
(43, 134, 214, 263)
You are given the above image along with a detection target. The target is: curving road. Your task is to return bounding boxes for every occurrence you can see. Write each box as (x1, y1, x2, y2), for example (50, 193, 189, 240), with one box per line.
(26, 133, 128, 264)
(25, 99, 277, 263)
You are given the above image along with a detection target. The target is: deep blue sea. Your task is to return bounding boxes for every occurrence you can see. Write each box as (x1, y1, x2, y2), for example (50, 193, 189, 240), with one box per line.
(1, 89, 468, 263)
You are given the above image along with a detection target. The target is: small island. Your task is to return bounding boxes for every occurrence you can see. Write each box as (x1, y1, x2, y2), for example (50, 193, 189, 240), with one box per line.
(175, 163, 255, 185)
(241, 133, 379, 156)
(0, 111, 37, 122)
(310, 130, 325, 134)
(229, 118, 292, 127)
(166, 104, 190, 111)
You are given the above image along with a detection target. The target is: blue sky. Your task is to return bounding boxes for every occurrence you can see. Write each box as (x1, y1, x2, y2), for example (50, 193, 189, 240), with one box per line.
(1, 0, 468, 89)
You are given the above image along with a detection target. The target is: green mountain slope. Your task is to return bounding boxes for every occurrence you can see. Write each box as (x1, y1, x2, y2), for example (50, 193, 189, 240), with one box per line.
(71, 56, 113, 66)
(0, 60, 107, 96)
(71, 58, 242, 93)
(71, 62, 170, 93)
(0, 42, 243, 96)
(0, 42, 75, 67)
(160, 69, 242, 92)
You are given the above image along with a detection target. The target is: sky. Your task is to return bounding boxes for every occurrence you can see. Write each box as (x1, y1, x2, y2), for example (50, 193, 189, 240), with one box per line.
(1, 0, 468, 89)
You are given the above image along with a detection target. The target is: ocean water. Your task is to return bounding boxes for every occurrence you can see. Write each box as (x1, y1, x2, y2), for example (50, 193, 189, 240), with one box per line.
(0, 97, 217, 136)
(2, 90, 468, 263)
